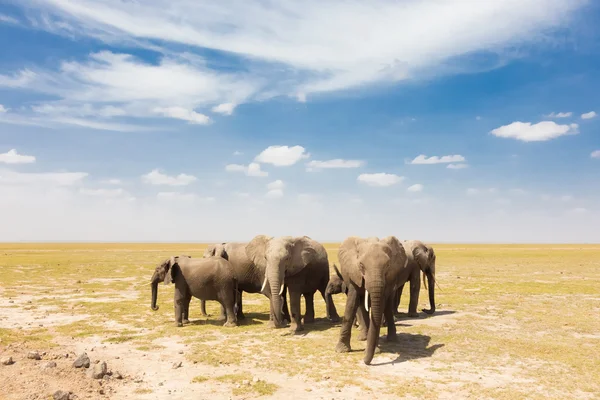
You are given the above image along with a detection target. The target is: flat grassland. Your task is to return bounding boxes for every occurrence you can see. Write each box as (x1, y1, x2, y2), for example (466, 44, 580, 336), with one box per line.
(0, 243, 599, 400)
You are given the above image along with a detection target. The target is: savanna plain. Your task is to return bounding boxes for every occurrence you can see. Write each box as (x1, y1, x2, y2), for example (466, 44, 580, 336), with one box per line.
(0, 243, 599, 400)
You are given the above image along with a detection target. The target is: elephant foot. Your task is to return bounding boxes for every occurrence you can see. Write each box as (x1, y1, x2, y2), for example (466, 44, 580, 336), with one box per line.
(183, 319, 190, 324)
(236, 312, 246, 320)
(335, 341, 351, 353)
(290, 323, 304, 333)
(266, 320, 284, 329)
(408, 312, 420, 318)
(223, 321, 237, 328)
(303, 315, 315, 324)
(328, 314, 341, 323)
(216, 315, 227, 322)
(386, 333, 398, 343)
(357, 329, 367, 341)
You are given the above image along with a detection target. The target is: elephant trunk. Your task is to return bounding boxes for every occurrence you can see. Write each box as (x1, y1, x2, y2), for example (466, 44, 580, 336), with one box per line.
(268, 268, 284, 327)
(151, 280, 159, 311)
(423, 270, 436, 314)
(364, 279, 384, 365)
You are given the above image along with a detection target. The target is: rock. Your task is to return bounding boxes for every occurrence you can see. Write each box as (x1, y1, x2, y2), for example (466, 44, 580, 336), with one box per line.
(73, 353, 90, 368)
(28, 351, 41, 360)
(252, 377, 259, 383)
(99, 389, 105, 395)
(178, 350, 183, 354)
(114, 371, 123, 380)
(172, 361, 182, 369)
(52, 391, 70, 400)
(1, 357, 14, 365)
(92, 362, 107, 379)
(43, 361, 57, 369)
(242, 380, 250, 386)
(103, 375, 110, 381)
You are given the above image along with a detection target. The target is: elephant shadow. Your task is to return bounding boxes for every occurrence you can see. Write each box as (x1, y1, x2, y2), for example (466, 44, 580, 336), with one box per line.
(370, 333, 444, 366)
(395, 310, 457, 321)
(186, 312, 270, 327)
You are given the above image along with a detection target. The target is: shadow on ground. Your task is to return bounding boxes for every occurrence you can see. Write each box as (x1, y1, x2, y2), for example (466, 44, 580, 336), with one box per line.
(371, 333, 444, 366)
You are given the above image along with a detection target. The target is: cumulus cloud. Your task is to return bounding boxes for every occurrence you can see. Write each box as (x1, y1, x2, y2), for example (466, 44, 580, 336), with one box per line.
(153, 107, 211, 124)
(211, 103, 236, 116)
(410, 154, 466, 164)
(407, 184, 424, 193)
(225, 162, 268, 177)
(490, 121, 579, 142)
(141, 169, 197, 186)
(544, 111, 572, 118)
(0, 149, 36, 164)
(306, 159, 365, 171)
(447, 163, 469, 169)
(255, 145, 310, 167)
(265, 179, 284, 198)
(581, 111, 597, 120)
(357, 173, 403, 187)
(591, 150, 600, 159)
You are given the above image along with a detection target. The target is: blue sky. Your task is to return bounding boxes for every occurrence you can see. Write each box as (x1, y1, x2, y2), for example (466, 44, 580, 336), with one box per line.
(0, 0, 599, 242)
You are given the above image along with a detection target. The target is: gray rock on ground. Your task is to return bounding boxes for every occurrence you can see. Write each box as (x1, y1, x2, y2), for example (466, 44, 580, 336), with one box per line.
(52, 391, 71, 400)
(1, 357, 14, 365)
(43, 361, 57, 369)
(27, 351, 41, 360)
(92, 362, 107, 379)
(73, 353, 90, 368)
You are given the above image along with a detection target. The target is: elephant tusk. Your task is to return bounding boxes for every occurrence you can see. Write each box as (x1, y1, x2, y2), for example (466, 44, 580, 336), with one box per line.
(364, 290, 370, 313)
(279, 283, 285, 296)
(260, 276, 268, 292)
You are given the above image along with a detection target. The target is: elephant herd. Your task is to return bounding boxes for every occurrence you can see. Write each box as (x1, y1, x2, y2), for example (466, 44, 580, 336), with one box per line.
(149, 235, 437, 365)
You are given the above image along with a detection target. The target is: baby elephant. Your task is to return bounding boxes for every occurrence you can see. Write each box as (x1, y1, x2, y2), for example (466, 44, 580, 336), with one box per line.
(150, 255, 238, 327)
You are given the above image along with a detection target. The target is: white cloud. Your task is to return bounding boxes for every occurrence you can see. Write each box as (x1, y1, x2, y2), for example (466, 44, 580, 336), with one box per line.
(153, 107, 211, 124)
(267, 180, 284, 191)
(255, 145, 310, 167)
(467, 187, 497, 195)
(0, 169, 87, 186)
(24, 0, 585, 98)
(0, 14, 19, 24)
(407, 184, 424, 193)
(0, 105, 6, 113)
(0, 149, 36, 164)
(591, 150, 600, 159)
(265, 180, 285, 199)
(211, 103, 236, 116)
(306, 159, 365, 171)
(225, 162, 268, 177)
(233, 151, 243, 156)
(410, 154, 466, 164)
(447, 163, 469, 169)
(141, 169, 197, 186)
(544, 111, 572, 118)
(79, 188, 126, 197)
(490, 121, 579, 142)
(357, 173, 403, 187)
(581, 111, 597, 120)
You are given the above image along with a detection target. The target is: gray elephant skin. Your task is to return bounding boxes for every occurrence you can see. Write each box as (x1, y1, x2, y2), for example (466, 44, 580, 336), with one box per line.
(393, 240, 437, 317)
(150, 255, 238, 327)
(335, 236, 409, 365)
(245, 235, 339, 331)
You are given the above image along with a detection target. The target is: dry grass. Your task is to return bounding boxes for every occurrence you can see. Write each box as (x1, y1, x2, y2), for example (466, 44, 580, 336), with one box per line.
(1, 242, 599, 399)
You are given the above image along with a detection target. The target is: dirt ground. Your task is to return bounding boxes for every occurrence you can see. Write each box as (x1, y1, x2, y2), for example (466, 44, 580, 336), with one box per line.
(0, 243, 599, 399)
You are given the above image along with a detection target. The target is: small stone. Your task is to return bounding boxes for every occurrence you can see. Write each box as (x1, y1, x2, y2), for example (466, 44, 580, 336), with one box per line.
(114, 356, 120, 360)
(99, 389, 105, 395)
(172, 361, 182, 369)
(252, 377, 259, 383)
(94, 360, 100, 364)
(1, 357, 14, 365)
(242, 380, 250, 386)
(73, 353, 90, 368)
(43, 361, 57, 369)
(92, 362, 107, 379)
(28, 351, 42, 360)
(178, 350, 183, 354)
(114, 371, 123, 380)
(158, 382, 164, 386)
(52, 390, 70, 400)
(103, 375, 110, 381)
(8, 300, 13, 303)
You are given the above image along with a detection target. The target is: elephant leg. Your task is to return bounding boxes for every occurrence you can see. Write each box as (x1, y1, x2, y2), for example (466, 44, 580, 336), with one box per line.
(303, 292, 315, 324)
(322, 287, 340, 323)
(336, 285, 360, 353)
(183, 292, 192, 324)
(216, 303, 227, 321)
(173, 287, 186, 327)
(394, 285, 404, 318)
(356, 300, 369, 341)
(200, 299, 209, 317)
(221, 292, 238, 327)
(408, 271, 421, 318)
(236, 290, 245, 320)
(281, 287, 291, 324)
(289, 290, 304, 332)
(384, 296, 397, 342)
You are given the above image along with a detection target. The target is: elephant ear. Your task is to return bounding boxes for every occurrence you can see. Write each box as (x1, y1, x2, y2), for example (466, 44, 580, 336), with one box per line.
(380, 236, 408, 270)
(245, 235, 271, 269)
(338, 236, 365, 286)
(160, 256, 176, 285)
(214, 244, 229, 260)
(413, 241, 432, 272)
(203, 245, 216, 258)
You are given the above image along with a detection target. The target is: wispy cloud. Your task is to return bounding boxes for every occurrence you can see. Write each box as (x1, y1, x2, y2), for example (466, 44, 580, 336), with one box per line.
(266, 179, 284, 198)
(212, 103, 236, 116)
(225, 163, 268, 177)
(490, 121, 578, 142)
(0, 149, 36, 164)
(544, 111, 572, 118)
(410, 154, 466, 165)
(0, 169, 87, 186)
(407, 184, 424, 193)
(306, 159, 364, 172)
(447, 163, 469, 169)
(357, 173, 403, 187)
(581, 111, 597, 120)
(153, 106, 211, 124)
(141, 169, 197, 186)
(591, 150, 600, 159)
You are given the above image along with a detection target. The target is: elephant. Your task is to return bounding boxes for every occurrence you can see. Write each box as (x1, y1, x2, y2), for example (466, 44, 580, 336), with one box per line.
(245, 235, 338, 331)
(334, 236, 409, 365)
(202, 242, 291, 323)
(393, 240, 437, 317)
(325, 264, 364, 331)
(150, 255, 238, 327)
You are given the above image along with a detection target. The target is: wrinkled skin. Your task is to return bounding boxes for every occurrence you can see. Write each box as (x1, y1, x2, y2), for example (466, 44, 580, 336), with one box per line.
(150, 255, 238, 327)
(393, 240, 437, 318)
(325, 264, 364, 333)
(203, 242, 291, 323)
(334, 236, 408, 365)
(245, 235, 337, 331)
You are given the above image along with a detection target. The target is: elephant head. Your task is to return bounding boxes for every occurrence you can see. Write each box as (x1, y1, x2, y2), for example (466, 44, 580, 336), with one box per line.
(246, 235, 323, 327)
(339, 235, 406, 365)
(203, 243, 228, 260)
(412, 241, 436, 314)
(150, 255, 190, 311)
(326, 264, 347, 296)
